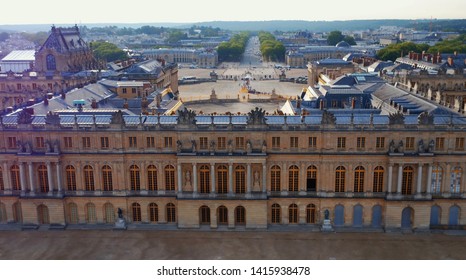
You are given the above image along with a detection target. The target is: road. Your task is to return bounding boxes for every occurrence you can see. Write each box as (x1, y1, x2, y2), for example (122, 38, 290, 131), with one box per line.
(240, 36, 263, 67)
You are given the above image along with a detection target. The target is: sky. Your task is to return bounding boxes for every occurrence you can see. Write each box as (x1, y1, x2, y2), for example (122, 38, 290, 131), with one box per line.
(2, 0, 465, 25)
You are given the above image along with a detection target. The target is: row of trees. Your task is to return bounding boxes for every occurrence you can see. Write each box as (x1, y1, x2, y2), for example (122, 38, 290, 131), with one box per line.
(90, 41, 128, 62)
(327, 30, 356, 46)
(258, 32, 285, 62)
(217, 32, 250, 62)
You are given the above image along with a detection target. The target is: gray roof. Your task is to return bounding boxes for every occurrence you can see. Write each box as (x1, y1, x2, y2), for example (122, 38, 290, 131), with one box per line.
(1, 50, 35, 62)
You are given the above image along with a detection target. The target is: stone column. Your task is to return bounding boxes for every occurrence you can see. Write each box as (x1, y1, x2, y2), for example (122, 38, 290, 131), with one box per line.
(443, 164, 451, 194)
(47, 162, 54, 193)
(140, 162, 147, 191)
(387, 164, 393, 193)
(19, 163, 27, 193)
(426, 164, 432, 194)
(192, 163, 198, 194)
(3, 163, 10, 191)
(228, 163, 233, 195)
(28, 162, 34, 193)
(396, 164, 403, 194)
(247, 163, 252, 194)
(300, 162, 306, 192)
(56, 162, 62, 193)
(281, 162, 287, 192)
(177, 163, 182, 193)
(416, 164, 423, 194)
(210, 163, 216, 194)
(262, 164, 267, 193)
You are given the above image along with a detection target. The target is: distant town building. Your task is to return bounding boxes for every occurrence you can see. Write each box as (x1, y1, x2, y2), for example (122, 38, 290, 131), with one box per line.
(142, 48, 218, 68)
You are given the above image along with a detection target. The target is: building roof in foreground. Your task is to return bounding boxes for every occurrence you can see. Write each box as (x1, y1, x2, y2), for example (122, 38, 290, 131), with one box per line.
(1, 50, 35, 62)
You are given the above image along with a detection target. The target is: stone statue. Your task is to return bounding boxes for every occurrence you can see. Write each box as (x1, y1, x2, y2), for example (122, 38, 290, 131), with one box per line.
(185, 171, 192, 187)
(176, 140, 182, 153)
(228, 139, 233, 154)
(16, 141, 23, 153)
(324, 209, 330, 220)
(253, 171, 260, 188)
(398, 140, 404, 153)
(53, 140, 60, 153)
(246, 140, 252, 153)
(25, 142, 32, 153)
(428, 139, 435, 153)
(417, 139, 425, 153)
(191, 140, 197, 153)
(117, 208, 123, 219)
(261, 140, 267, 153)
(389, 140, 395, 153)
(209, 140, 216, 153)
(45, 141, 52, 153)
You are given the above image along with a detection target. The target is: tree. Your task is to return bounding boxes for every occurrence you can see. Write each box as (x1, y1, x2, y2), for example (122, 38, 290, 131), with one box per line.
(377, 42, 429, 61)
(327, 30, 344, 45)
(91, 41, 128, 62)
(167, 30, 187, 44)
(343, 35, 356, 46)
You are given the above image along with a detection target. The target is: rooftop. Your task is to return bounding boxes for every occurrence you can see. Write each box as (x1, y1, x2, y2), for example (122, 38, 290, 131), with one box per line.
(1, 50, 35, 62)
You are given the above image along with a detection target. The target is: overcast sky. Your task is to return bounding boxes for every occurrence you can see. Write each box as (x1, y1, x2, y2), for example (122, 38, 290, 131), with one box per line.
(2, 0, 465, 25)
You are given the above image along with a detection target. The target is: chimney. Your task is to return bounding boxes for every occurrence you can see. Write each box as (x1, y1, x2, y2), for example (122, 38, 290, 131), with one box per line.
(437, 53, 442, 63)
(319, 99, 324, 110)
(351, 98, 356, 109)
(61, 92, 66, 99)
(297, 99, 301, 109)
(43, 98, 49, 106)
(448, 57, 454, 67)
(432, 55, 438, 64)
(422, 51, 426, 60)
(91, 99, 98, 109)
(454, 51, 458, 57)
(409, 51, 413, 60)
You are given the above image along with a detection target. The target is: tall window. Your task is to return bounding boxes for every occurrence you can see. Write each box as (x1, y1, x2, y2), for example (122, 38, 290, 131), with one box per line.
(306, 165, 317, 191)
(200, 206, 211, 224)
(164, 137, 173, 148)
(435, 137, 445, 151)
(102, 165, 113, 191)
(10, 165, 21, 191)
(373, 166, 384, 192)
(35, 137, 45, 149)
(272, 137, 281, 149)
(235, 206, 246, 225)
(83, 165, 95, 191)
(0, 203, 6, 223)
(431, 166, 443, 194)
(8, 137, 17, 149)
(46, 54, 56, 71)
(199, 137, 208, 150)
(218, 206, 228, 225)
(217, 137, 226, 150)
(164, 165, 175, 191)
(335, 166, 346, 192)
(290, 137, 299, 149)
(235, 137, 245, 149)
(148, 203, 158, 223)
(217, 165, 228, 194)
(450, 167, 462, 193)
(82, 137, 91, 149)
(101, 137, 109, 149)
(104, 203, 114, 223)
(288, 165, 299, 192)
(289, 204, 298, 224)
(199, 165, 210, 193)
(337, 137, 346, 149)
(357, 137, 366, 149)
(85, 203, 96, 223)
(147, 165, 158, 191)
(402, 166, 414, 195)
(65, 165, 77, 191)
(64, 137, 73, 148)
(308, 137, 317, 149)
(128, 137, 137, 148)
(132, 203, 141, 222)
(38, 164, 49, 193)
(271, 165, 281, 192)
(354, 166, 365, 192)
(146, 137, 155, 148)
(235, 166, 246, 194)
(67, 203, 78, 224)
(166, 203, 176, 223)
(13, 202, 22, 223)
(306, 204, 316, 224)
(271, 203, 281, 224)
(130, 165, 140, 191)
(376, 137, 385, 149)
(0, 167, 4, 191)
(405, 137, 415, 150)
(455, 137, 464, 151)
(37, 205, 49, 224)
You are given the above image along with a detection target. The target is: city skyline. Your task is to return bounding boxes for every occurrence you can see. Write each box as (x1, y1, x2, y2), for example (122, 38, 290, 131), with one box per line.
(2, 0, 465, 25)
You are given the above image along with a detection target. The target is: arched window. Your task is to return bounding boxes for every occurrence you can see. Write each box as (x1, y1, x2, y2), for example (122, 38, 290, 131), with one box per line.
(130, 165, 140, 191)
(147, 165, 158, 191)
(335, 166, 346, 192)
(373, 166, 384, 192)
(306, 204, 316, 224)
(431, 166, 442, 194)
(38, 164, 49, 193)
(200, 206, 211, 224)
(288, 166, 299, 192)
(306, 165, 317, 191)
(166, 203, 176, 223)
(235, 206, 246, 225)
(450, 167, 462, 194)
(83, 165, 95, 191)
(353, 204, 363, 227)
(371, 205, 383, 228)
(148, 203, 158, 223)
(289, 203, 298, 224)
(165, 165, 175, 191)
(334, 205, 344, 226)
(85, 203, 96, 224)
(199, 165, 210, 194)
(102, 165, 113, 191)
(271, 165, 281, 192)
(0, 167, 4, 191)
(354, 166, 365, 192)
(66, 165, 77, 191)
(402, 166, 414, 195)
(0, 203, 6, 223)
(271, 203, 281, 224)
(448, 205, 460, 226)
(132, 202, 141, 222)
(217, 165, 228, 194)
(430, 205, 441, 227)
(218, 206, 228, 225)
(235, 166, 246, 194)
(67, 203, 78, 224)
(10, 165, 21, 191)
(37, 204, 49, 224)
(103, 203, 114, 224)
(13, 202, 22, 223)
(46, 54, 56, 71)
(401, 207, 414, 229)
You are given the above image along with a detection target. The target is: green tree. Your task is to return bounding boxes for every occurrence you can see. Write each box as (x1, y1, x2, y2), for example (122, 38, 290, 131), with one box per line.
(343, 35, 356, 46)
(377, 42, 430, 61)
(20, 32, 48, 46)
(217, 32, 250, 62)
(91, 41, 128, 62)
(167, 30, 188, 44)
(427, 34, 466, 54)
(258, 32, 285, 62)
(327, 30, 344, 45)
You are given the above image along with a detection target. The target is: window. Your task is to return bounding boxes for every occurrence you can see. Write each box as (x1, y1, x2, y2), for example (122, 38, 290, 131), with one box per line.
(37, 205, 49, 224)
(46, 54, 56, 71)
(450, 167, 462, 193)
(67, 203, 78, 224)
(7, 137, 17, 149)
(199, 137, 208, 150)
(337, 137, 346, 149)
(288, 165, 299, 192)
(64, 137, 73, 148)
(83, 165, 95, 191)
(306, 165, 317, 192)
(217, 137, 226, 150)
(130, 165, 140, 191)
(455, 138, 464, 151)
(16, 83, 22, 91)
(199, 165, 210, 193)
(85, 203, 96, 223)
(101, 137, 109, 149)
(132, 203, 141, 222)
(200, 206, 211, 224)
(66, 165, 77, 191)
(431, 166, 442, 194)
(147, 165, 158, 191)
(354, 166, 365, 192)
(35, 137, 45, 149)
(148, 203, 158, 222)
(308, 137, 317, 149)
(290, 137, 299, 149)
(38, 164, 49, 193)
(402, 166, 414, 195)
(10, 165, 21, 191)
(165, 165, 175, 191)
(82, 137, 91, 149)
(235, 206, 245, 225)
(102, 165, 113, 191)
(146, 137, 155, 148)
(373, 166, 384, 192)
(289, 204, 298, 224)
(235, 166, 246, 194)
(13, 202, 22, 223)
(0, 167, 3, 191)
(131, 88, 137, 94)
(271, 165, 281, 192)
(235, 137, 245, 149)
(272, 137, 281, 149)
(271, 204, 281, 224)
(405, 137, 415, 150)
(164, 137, 173, 148)
(166, 203, 176, 223)
(306, 204, 316, 224)
(104, 203, 114, 223)
(129, 137, 137, 148)
(335, 166, 346, 192)
(357, 137, 366, 149)
(435, 137, 445, 151)
(376, 137, 385, 149)
(122, 88, 127, 94)
(218, 206, 228, 225)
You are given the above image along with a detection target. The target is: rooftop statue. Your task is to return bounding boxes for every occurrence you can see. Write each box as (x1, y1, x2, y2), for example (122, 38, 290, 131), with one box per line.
(247, 107, 267, 125)
(177, 108, 197, 125)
